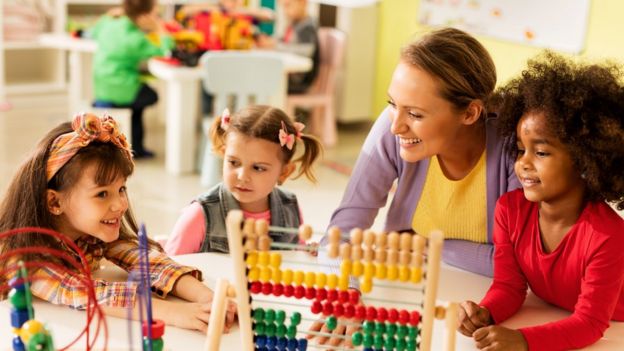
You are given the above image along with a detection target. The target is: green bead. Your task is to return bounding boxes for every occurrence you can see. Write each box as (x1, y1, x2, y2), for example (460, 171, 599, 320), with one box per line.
(276, 310, 286, 324)
(253, 308, 265, 322)
(254, 322, 266, 335)
(407, 326, 419, 340)
(363, 321, 375, 334)
(142, 338, 164, 351)
(374, 321, 386, 335)
(386, 322, 397, 336)
(290, 311, 302, 326)
(287, 325, 297, 338)
(397, 325, 408, 337)
(9, 289, 27, 310)
(351, 332, 364, 346)
(265, 322, 276, 337)
(374, 334, 384, 349)
(363, 333, 374, 348)
(407, 339, 417, 351)
(265, 309, 276, 323)
(277, 324, 287, 337)
(326, 316, 338, 331)
(384, 335, 396, 349)
(396, 338, 407, 351)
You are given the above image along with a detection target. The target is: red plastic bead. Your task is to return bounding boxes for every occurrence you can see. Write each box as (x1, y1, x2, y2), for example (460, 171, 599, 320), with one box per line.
(272, 283, 284, 297)
(349, 290, 360, 305)
(250, 281, 262, 294)
(322, 301, 334, 315)
(366, 306, 377, 321)
(338, 290, 349, 303)
(410, 310, 421, 326)
(355, 305, 367, 319)
(142, 319, 165, 339)
(294, 285, 305, 299)
(262, 282, 273, 295)
(398, 309, 410, 324)
(333, 302, 345, 317)
(344, 304, 355, 319)
(388, 308, 399, 323)
(283, 284, 294, 297)
(315, 288, 327, 301)
(305, 287, 317, 300)
(311, 301, 322, 314)
(327, 289, 338, 302)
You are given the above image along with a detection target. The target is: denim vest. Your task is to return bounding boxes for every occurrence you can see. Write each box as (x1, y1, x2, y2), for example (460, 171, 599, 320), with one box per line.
(196, 183, 302, 253)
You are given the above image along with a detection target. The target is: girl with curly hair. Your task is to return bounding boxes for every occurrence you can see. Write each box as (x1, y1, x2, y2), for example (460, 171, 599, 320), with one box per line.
(458, 52, 624, 351)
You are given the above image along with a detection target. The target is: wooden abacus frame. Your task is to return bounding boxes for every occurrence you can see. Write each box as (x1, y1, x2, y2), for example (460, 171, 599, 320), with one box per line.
(204, 210, 458, 351)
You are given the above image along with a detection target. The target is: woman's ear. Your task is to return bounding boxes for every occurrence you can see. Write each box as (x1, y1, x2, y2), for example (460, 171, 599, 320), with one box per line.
(462, 99, 484, 126)
(277, 163, 296, 185)
(46, 189, 63, 215)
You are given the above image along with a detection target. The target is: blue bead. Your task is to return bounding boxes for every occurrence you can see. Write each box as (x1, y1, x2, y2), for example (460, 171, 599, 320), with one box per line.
(12, 336, 25, 351)
(10, 308, 29, 328)
(287, 338, 298, 350)
(255, 335, 267, 347)
(266, 336, 278, 349)
(297, 338, 307, 350)
(277, 337, 288, 350)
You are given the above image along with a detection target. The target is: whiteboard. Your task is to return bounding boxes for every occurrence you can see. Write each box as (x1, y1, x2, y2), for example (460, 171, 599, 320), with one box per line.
(418, 0, 591, 53)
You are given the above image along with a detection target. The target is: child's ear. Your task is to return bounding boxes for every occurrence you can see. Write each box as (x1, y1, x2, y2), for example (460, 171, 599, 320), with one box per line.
(278, 163, 296, 185)
(462, 99, 484, 126)
(46, 189, 63, 216)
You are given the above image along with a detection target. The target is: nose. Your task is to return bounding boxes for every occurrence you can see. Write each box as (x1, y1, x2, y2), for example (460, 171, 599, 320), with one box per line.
(389, 109, 408, 135)
(237, 168, 250, 182)
(516, 152, 532, 170)
(110, 193, 128, 213)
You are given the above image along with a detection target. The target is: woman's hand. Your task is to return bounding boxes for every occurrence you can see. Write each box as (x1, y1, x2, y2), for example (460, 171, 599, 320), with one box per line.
(458, 300, 492, 336)
(473, 325, 528, 351)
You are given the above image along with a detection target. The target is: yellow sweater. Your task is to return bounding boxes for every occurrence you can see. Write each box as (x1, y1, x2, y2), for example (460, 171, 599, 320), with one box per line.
(412, 152, 487, 243)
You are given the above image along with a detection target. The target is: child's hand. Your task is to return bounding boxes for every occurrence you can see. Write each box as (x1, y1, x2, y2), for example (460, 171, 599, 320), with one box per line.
(165, 301, 212, 332)
(136, 12, 163, 33)
(473, 325, 528, 351)
(307, 289, 362, 347)
(458, 300, 492, 336)
(256, 34, 276, 49)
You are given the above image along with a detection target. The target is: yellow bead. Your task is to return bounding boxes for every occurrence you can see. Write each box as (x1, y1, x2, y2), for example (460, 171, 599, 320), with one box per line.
(360, 277, 373, 293)
(245, 251, 258, 267)
(282, 269, 294, 285)
(399, 265, 410, 282)
(270, 252, 282, 268)
(260, 266, 272, 283)
(315, 272, 327, 288)
(294, 270, 305, 286)
(351, 261, 363, 277)
(19, 320, 44, 344)
(387, 265, 398, 281)
(248, 267, 260, 281)
(305, 271, 316, 287)
(338, 275, 349, 291)
(258, 251, 270, 266)
(340, 259, 352, 277)
(375, 263, 387, 280)
(410, 266, 422, 284)
(364, 262, 376, 279)
(272, 268, 282, 283)
(327, 274, 339, 289)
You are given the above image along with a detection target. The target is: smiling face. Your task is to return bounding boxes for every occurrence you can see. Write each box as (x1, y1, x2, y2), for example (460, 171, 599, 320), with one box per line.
(50, 163, 128, 242)
(514, 111, 585, 205)
(222, 132, 293, 213)
(387, 61, 469, 163)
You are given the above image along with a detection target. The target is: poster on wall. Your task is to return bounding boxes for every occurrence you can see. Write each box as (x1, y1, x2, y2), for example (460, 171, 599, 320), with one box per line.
(418, 0, 591, 53)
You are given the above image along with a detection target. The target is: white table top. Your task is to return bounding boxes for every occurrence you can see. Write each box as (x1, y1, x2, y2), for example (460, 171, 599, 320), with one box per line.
(2, 252, 622, 350)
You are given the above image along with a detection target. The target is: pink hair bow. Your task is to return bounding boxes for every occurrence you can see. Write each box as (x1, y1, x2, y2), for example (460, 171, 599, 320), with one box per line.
(220, 108, 231, 130)
(278, 121, 305, 150)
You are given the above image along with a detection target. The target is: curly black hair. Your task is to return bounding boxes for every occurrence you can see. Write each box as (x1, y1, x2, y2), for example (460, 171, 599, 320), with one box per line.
(492, 52, 624, 209)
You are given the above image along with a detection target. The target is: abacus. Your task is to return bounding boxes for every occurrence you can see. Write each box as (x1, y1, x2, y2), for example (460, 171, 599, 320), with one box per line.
(205, 210, 458, 351)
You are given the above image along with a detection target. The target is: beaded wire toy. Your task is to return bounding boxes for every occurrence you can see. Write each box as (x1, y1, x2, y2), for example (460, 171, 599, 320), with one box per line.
(205, 210, 459, 351)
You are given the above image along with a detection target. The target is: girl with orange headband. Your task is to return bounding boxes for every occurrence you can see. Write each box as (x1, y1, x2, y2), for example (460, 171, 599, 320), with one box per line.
(0, 113, 236, 333)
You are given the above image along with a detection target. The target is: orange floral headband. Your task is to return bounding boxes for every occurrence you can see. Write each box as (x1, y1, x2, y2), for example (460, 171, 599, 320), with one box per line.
(46, 112, 133, 182)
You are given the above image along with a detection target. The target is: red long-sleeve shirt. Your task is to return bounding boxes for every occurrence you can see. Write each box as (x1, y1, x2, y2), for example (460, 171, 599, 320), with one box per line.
(481, 189, 624, 351)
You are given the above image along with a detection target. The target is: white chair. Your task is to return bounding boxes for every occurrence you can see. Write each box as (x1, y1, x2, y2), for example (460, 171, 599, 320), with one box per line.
(198, 51, 285, 187)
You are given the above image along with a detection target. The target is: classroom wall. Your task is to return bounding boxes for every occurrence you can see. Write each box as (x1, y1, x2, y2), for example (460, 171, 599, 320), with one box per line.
(371, 0, 624, 116)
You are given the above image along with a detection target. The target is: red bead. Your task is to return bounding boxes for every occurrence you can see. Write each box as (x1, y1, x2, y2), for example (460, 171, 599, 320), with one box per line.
(327, 289, 338, 302)
(311, 301, 322, 314)
(272, 283, 284, 297)
(338, 290, 349, 303)
(388, 308, 399, 323)
(250, 281, 262, 294)
(398, 309, 410, 324)
(377, 307, 388, 322)
(322, 301, 334, 315)
(142, 319, 165, 339)
(283, 285, 294, 297)
(344, 304, 355, 319)
(315, 288, 327, 301)
(305, 287, 317, 300)
(333, 302, 345, 317)
(410, 310, 421, 326)
(355, 305, 367, 319)
(294, 286, 305, 299)
(262, 282, 273, 295)
(349, 290, 360, 305)
(366, 306, 377, 321)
